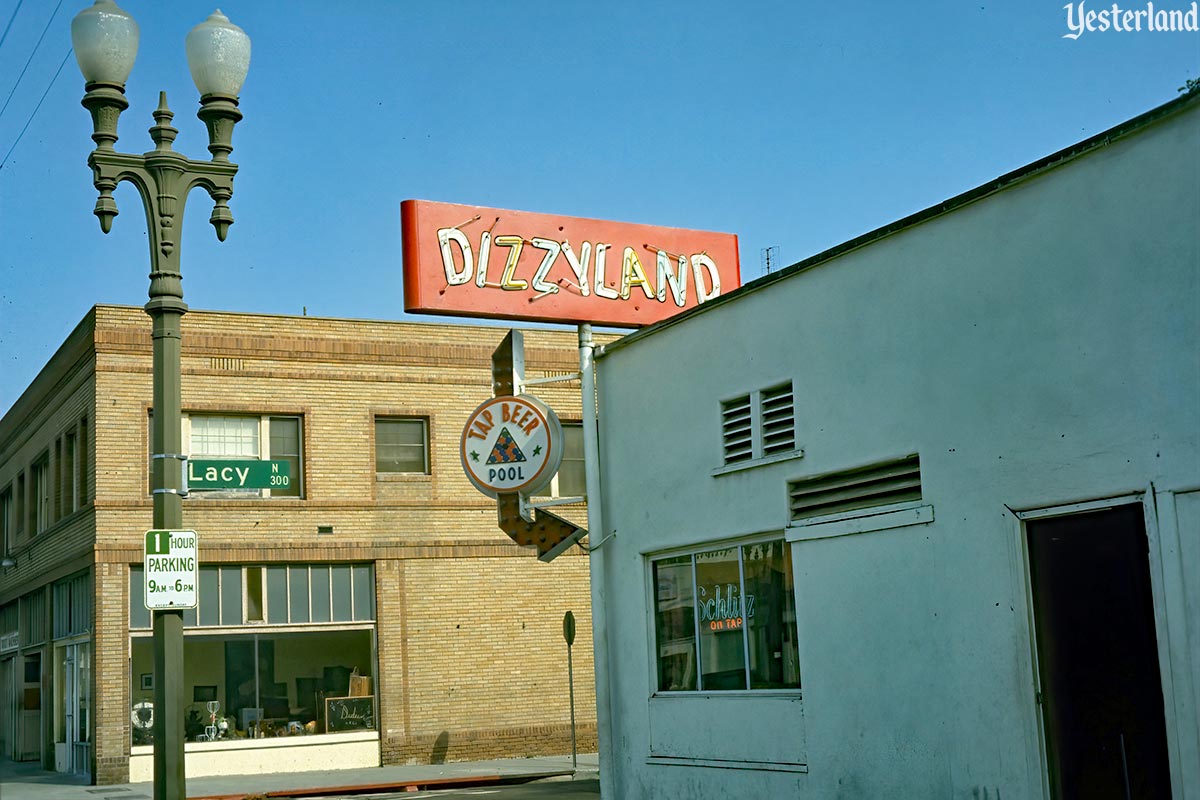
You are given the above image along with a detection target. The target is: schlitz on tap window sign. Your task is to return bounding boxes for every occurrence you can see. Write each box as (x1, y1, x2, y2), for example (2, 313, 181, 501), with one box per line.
(401, 200, 741, 327)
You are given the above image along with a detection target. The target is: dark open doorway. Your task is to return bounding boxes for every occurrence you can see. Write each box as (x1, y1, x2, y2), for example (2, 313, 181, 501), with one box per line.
(1026, 503, 1172, 799)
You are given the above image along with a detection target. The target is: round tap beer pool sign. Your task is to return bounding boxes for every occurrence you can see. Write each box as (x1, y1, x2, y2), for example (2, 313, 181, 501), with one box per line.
(461, 394, 563, 497)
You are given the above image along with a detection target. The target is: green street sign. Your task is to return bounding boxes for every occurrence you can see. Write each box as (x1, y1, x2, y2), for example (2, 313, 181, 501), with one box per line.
(186, 459, 291, 490)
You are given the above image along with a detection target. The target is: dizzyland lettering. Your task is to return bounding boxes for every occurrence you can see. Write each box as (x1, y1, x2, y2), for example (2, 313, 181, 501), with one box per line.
(437, 226, 722, 308)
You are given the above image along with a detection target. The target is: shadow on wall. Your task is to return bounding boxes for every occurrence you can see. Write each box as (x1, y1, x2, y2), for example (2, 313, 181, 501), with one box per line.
(431, 731, 450, 764)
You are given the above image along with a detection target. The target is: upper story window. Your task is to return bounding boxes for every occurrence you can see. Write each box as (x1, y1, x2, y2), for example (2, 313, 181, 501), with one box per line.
(183, 414, 304, 499)
(375, 417, 429, 474)
(62, 430, 78, 515)
(14, 473, 25, 538)
(535, 422, 586, 499)
(653, 537, 800, 693)
(718, 381, 799, 472)
(265, 417, 302, 498)
(31, 453, 51, 534)
(0, 486, 12, 556)
(76, 417, 89, 507)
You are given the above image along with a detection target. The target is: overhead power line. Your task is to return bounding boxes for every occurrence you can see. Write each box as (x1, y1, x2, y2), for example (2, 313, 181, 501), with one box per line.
(0, 47, 72, 171)
(0, 0, 26, 54)
(0, 0, 65, 123)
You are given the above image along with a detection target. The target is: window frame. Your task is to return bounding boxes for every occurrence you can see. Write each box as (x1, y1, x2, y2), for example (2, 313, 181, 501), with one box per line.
(62, 430, 78, 514)
(534, 421, 586, 500)
(373, 416, 430, 476)
(129, 562, 376, 630)
(77, 417, 88, 506)
(650, 535, 802, 695)
(14, 472, 25, 539)
(266, 416, 303, 498)
(30, 452, 51, 535)
(0, 485, 12, 557)
(171, 412, 305, 500)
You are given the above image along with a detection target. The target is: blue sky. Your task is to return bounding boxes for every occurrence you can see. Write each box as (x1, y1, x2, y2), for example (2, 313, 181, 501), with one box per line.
(0, 0, 1196, 416)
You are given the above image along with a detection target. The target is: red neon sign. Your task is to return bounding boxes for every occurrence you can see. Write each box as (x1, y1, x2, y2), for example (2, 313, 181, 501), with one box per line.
(401, 200, 741, 328)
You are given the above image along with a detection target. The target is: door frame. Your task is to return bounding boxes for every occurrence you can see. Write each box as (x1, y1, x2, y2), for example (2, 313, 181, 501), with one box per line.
(52, 636, 91, 779)
(1010, 490, 1184, 800)
(0, 655, 12, 759)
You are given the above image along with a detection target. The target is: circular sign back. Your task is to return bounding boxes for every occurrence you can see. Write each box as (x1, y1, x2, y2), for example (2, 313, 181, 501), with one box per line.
(563, 610, 576, 646)
(460, 394, 564, 498)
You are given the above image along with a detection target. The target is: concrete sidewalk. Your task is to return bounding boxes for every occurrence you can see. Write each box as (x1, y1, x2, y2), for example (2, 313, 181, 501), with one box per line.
(0, 753, 599, 799)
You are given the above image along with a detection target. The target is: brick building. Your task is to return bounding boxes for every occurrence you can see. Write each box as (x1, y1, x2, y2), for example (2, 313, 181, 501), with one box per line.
(0, 305, 597, 784)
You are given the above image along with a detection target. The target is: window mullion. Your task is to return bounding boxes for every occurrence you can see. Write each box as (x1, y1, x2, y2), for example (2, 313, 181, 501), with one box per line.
(737, 548, 751, 690)
(260, 417, 270, 499)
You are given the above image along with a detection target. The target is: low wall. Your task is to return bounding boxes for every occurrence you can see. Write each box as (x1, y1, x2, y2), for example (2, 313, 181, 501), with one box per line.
(129, 731, 379, 781)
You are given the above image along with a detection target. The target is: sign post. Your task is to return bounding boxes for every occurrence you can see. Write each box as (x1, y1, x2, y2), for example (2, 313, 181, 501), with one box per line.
(564, 610, 577, 772)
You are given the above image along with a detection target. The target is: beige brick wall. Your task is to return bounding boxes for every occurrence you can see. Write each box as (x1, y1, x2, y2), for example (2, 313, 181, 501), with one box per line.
(94, 560, 130, 784)
(78, 305, 604, 778)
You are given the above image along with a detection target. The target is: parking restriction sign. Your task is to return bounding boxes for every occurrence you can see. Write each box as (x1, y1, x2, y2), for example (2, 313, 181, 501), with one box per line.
(143, 529, 198, 610)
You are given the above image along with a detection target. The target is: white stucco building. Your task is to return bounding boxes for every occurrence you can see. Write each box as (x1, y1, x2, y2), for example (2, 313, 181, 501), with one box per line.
(588, 92, 1199, 798)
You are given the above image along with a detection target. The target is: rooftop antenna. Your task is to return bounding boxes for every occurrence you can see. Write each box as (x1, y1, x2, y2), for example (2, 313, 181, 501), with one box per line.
(761, 246, 779, 275)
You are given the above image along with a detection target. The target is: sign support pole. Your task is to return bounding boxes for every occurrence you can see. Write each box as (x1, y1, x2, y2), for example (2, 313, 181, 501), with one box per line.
(579, 324, 614, 798)
(564, 610, 578, 773)
(149, 300, 187, 800)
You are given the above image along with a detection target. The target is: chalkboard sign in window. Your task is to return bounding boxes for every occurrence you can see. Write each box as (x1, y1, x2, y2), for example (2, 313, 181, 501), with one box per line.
(325, 696, 375, 733)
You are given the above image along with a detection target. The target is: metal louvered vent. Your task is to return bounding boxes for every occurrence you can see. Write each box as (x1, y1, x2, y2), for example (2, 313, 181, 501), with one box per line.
(721, 394, 753, 464)
(761, 382, 795, 456)
(789, 454, 921, 521)
(209, 357, 244, 371)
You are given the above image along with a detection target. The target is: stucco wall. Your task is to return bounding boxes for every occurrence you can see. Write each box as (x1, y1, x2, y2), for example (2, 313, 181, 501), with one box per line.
(594, 99, 1198, 798)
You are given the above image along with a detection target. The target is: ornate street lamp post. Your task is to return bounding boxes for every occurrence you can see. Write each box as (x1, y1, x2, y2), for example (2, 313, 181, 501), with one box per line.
(71, 3, 250, 797)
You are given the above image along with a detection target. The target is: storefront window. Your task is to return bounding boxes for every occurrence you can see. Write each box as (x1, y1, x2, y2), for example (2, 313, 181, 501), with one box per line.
(653, 555, 696, 691)
(742, 539, 801, 689)
(130, 629, 376, 745)
(130, 564, 375, 630)
(652, 537, 800, 692)
(129, 563, 377, 746)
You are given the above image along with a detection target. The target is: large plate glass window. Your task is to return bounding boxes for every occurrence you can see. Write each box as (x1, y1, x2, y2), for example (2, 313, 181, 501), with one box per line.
(652, 537, 800, 692)
(128, 563, 376, 745)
